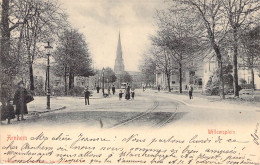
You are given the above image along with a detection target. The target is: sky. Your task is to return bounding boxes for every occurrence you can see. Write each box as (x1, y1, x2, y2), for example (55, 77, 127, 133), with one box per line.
(58, 0, 167, 71)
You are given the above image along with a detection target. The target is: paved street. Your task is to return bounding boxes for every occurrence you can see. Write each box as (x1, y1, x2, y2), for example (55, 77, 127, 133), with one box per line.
(1, 89, 259, 129)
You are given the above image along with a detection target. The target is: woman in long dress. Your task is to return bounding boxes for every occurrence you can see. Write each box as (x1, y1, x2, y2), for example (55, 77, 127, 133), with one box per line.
(13, 81, 29, 121)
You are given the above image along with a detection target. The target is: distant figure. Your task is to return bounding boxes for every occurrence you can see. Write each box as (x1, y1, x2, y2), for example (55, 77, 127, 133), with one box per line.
(13, 81, 29, 121)
(185, 85, 188, 90)
(84, 87, 90, 105)
(125, 84, 131, 100)
(96, 86, 100, 93)
(131, 90, 135, 100)
(188, 83, 193, 99)
(119, 90, 123, 100)
(143, 85, 145, 92)
(112, 85, 116, 95)
(158, 85, 161, 92)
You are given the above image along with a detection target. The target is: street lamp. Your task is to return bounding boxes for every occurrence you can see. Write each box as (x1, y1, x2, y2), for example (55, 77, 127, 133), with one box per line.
(102, 68, 105, 94)
(45, 42, 53, 109)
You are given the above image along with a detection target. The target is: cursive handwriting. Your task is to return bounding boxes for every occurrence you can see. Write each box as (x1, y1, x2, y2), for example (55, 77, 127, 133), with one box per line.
(1, 132, 259, 164)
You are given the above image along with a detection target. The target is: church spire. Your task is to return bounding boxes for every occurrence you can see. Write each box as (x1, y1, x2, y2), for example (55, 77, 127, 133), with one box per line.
(114, 31, 125, 74)
(116, 31, 122, 59)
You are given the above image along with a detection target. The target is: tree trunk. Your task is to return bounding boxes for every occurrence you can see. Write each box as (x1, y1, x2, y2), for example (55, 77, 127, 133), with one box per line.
(69, 70, 74, 90)
(64, 66, 67, 95)
(0, 0, 12, 102)
(251, 67, 255, 90)
(212, 43, 225, 99)
(1, 0, 10, 66)
(29, 63, 34, 91)
(179, 63, 182, 93)
(166, 72, 171, 92)
(233, 28, 239, 97)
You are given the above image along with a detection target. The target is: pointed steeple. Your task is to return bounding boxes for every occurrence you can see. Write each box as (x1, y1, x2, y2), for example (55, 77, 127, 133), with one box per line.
(116, 31, 122, 59)
(114, 31, 125, 74)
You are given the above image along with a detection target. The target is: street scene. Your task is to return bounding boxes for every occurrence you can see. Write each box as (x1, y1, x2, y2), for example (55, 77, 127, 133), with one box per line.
(2, 89, 259, 128)
(0, 0, 260, 128)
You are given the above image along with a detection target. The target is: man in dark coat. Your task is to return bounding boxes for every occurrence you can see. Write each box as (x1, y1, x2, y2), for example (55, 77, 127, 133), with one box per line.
(96, 86, 100, 93)
(188, 83, 193, 99)
(112, 85, 116, 95)
(13, 81, 28, 121)
(84, 87, 90, 105)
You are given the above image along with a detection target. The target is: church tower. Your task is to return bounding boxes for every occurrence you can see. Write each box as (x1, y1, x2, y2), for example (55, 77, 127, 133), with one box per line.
(114, 32, 125, 74)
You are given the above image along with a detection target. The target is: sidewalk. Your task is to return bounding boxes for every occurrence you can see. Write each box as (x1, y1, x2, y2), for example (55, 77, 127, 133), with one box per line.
(157, 90, 260, 111)
(27, 96, 66, 115)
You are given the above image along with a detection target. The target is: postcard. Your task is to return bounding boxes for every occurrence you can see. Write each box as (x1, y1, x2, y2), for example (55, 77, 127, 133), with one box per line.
(1, 0, 260, 164)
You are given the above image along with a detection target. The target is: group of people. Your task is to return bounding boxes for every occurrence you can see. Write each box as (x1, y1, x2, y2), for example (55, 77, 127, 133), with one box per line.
(118, 84, 135, 100)
(84, 83, 135, 105)
(1, 81, 34, 124)
(156, 83, 194, 99)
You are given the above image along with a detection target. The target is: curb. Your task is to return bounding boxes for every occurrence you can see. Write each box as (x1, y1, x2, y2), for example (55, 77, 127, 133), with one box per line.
(160, 94, 259, 111)
(29, 106, 67, 116)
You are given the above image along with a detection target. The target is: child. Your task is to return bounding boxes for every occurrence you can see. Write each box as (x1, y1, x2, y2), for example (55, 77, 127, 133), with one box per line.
(131, 90, 135, 100)
(6, 100, 15, 124)
(119, 90, 123, 100)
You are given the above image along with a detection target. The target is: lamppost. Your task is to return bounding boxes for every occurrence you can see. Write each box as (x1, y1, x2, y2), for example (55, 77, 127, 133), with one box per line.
(45, 42, 53, 109)
(102, 68, 105, 94)
(98, 76, 100, 87)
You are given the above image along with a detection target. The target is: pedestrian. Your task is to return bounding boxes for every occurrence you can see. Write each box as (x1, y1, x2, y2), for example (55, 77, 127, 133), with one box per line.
(185, 85, 188, 90)
(96, 86, 100, 93)
(108, 85, 111, 95)
(158, 85, 161, 92)
(13, 81, 29, 121)
(119, 90, 123, 100)
(143, 85, 145, 92)
(125, 84, 131, 100)
(84, 87, 90, 105)
(131, 89, 135, 100)
(112, 85, 116, 95)
(188, 83, 193, 99)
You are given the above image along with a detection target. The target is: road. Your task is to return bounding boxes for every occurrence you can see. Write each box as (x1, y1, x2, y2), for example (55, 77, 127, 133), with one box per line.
(1, 89, 259, 129)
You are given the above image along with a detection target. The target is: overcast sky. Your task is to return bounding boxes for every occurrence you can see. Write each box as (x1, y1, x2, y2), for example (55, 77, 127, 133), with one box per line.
(58, 0, 167, 71)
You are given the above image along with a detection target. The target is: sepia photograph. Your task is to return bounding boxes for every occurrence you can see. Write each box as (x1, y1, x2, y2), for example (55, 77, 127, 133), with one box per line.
(0, 0, 260, 164)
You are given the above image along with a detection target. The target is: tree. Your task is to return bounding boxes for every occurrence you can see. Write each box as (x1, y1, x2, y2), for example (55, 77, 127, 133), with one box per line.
(1, 0, 68, 103)
(117, 71, 133, 84)
(103, 67, 117, 83)
(1, 0, 23, 102)
(16, 0, 67, 91)
(240, 26, 260, 90)
(175, 0, 229, 99)
(53, 29, 94, 95)
(151, 10, 202, 93)
(221, 0, 260, 97)
(139, 54, 156, 86)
